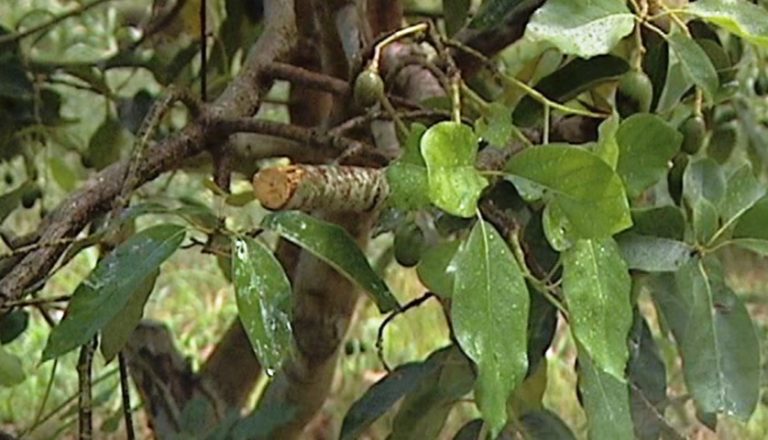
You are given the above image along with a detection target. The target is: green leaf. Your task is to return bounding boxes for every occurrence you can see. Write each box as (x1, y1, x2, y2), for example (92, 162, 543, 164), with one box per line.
(616, 113, 682, 197)
(542, 201, 575, 251)
(420, 122, 488, 218)
(49, 156, 78, 192)
(651, 259, 760, 419)
(505, 145, 632, 238)
(563, 238, 632, 379)
(444, 0, 471, 36)
(0, 310, 29, 344)
(416, 240, 460, 297)
(733, 196, 768, 241)
(616, 233, 693, 272)
(631, 206, 685, 240)
(99, 270, 158, 361)
(719, 164, 766, 230)
(693, 198, 720, 245)
(513, 55, 628, 127)
(0, 346, 25, 386)
(0, 181, 37, 225)
(339, 346, 451, 440)
(525, 0, 635, 58)
(667, 32, 719, 102)
(595, 113, 620, 169)
(468, 0, 535, 29)
(232, 236, 293, 374)
(687, 0, 768, 48)
(518, 409, 577, 440)
(475, 102, 512, 148)
(628, 314, 668, 440)
(42, 225, 186, 361)
(86, 116, 131, 170)
(262, 211, 399, 313)
(387, 124, 431, 210)
(578, 348, 634, 440)
(451, 220, 529, 436)
(684, 158, 726, 208)
(390, 346, 475, 440)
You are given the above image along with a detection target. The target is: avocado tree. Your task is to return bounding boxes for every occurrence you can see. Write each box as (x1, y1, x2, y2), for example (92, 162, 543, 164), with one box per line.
(1, 0, 768, 438)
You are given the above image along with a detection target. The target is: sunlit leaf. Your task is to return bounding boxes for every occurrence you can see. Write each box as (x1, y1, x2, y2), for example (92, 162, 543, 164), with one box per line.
(687, 0, 768, 48)
(475, 102, 513, 148)
(42, 225, 186, 361)
(563, 238, 632, 379)
(505, 144, 632, 238)
(667, 32, 719, 102)
(451, 220, 529, 436)
(420, 122, 488, 218)
(525, 0, 635, 58)
(262, 211, 399, 312)
(232, 236, 293, 374)
(616, 233, 693, 272)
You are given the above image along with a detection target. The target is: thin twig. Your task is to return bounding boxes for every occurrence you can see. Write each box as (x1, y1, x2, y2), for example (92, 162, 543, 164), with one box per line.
(0, 294, 71, 310)
(376, 292, 437, 372)
(118, 352, 136, 440)
(77, 338, 96, 440)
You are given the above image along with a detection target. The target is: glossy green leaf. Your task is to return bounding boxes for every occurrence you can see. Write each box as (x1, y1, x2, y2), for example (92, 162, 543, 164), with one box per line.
(513, 55, 628, 126)
(563, 238, 632, 379)
(525, 0, 634, 58)
(505, 145, 632, 238)
(387, 124, 431, 210)
(719, 164, 766, 231)
(542, 201, 575, 251)
(687, 0, 768, 48)
(616, 233, 693, 273)
(651, 259, 760, 419)
(519, 409, 577, 440)
(628, 314, 668, 440)
(476, 102, 512, 148)
(416, 240, 460, 297)
(733, 196, 768, 241)
(667, 32, 719, 102)
(99, 270, 158, 361)
(684, 158, 726, 208)
(42, 225, 186, 361)
(262, 211, 399, 313)
(390, 346, 475, 440)
(616, 113, 682, 197)
(420, 121, 488, 218)
(451, 220, 529, 436)
(0, 346, 24, 386)
(339, 347, 451, 440)
(595, 113, 620, 169)
(693, 198, 720, 245)
(578, 348, 634, 440)
(0, 310, 29, 345)
(232, 236, 293, 374)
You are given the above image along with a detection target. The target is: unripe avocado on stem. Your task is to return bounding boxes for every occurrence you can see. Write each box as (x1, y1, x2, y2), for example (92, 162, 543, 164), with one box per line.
(353, 68, 384, 108)
(394, 221, 425, 268)
(667, 153, 688, 206)
(617, 70, 653, 117)
(680, 115, 706, 155)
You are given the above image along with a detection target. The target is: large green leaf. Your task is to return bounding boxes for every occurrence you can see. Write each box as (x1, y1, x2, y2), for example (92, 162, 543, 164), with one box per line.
(451, 220, 529, 436)
(42, 225, 186, 361)
(595, 113, 620, 169)
(99, 270, 158, 361)
(719, 164, 766, 231)
(262, 211, 399, 312)
(416, 240, 460, 297)
(578, 348, 634, 440)
(518, 410, 577, 439)
(387, 124, 431, 210)
(616, 233, 693, 272)
(525, 0, 634, 58)
(420, 122, 488, 218)
(733, 196, 768, 241)
(687, 0, 768, 48)
(505, 145, 632, 238)
(631, 206, 685, 240)
(339, 346, 453, 440)
(232, 236, 293, 375)
(468, 0, 538, 29)
(616, 113, 682, 197)
(513, 55, 628, 127)
(667, 32, 719, 102)
(651, 259, 760, 419)
(628, 313, 668, 440)
(390, 346, 475, 440)
(563, 238, 632, 379)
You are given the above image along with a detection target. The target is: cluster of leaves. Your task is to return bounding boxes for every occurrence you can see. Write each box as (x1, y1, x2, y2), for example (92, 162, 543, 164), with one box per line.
(2, 0, 768, 438)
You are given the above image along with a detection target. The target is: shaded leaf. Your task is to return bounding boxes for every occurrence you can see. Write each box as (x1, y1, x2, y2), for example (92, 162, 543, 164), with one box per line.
(667, 32, 719, 102)
(628, 313, 668, 440)
(631, 206, 685, 240)
(650, 259, 760, 419)
(525, 0, 634, 58)
(420, 122, 488, 218)
(416, 240, 460, 297)
(86, 116, 131, 170)
(99, 270, 158, 361)
(387, 124, 430, 210)
(476, 102, 513, 148)
(451, 220, 529, 436)
(0, 346, 24, 386)
(42, 225, 186, 361)
(518, 409, 576, 440)
(578, 348, 634, 440)
(505, 145, 632, 238)
(469, 0, 537, 29)
(0, 310, 29, 345)
(232, 236, 293, 374)
(563, 238, 632, 379)
(616, 233, 693, 272)
(444, 0, 471, 35)
(262, 211, 399, 312)
(719, 164, 765, 231)
(616, 113, 682, 197)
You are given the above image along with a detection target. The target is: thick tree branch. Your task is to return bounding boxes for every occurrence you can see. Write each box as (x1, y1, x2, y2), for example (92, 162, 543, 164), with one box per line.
(0, 0, 298, 305)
